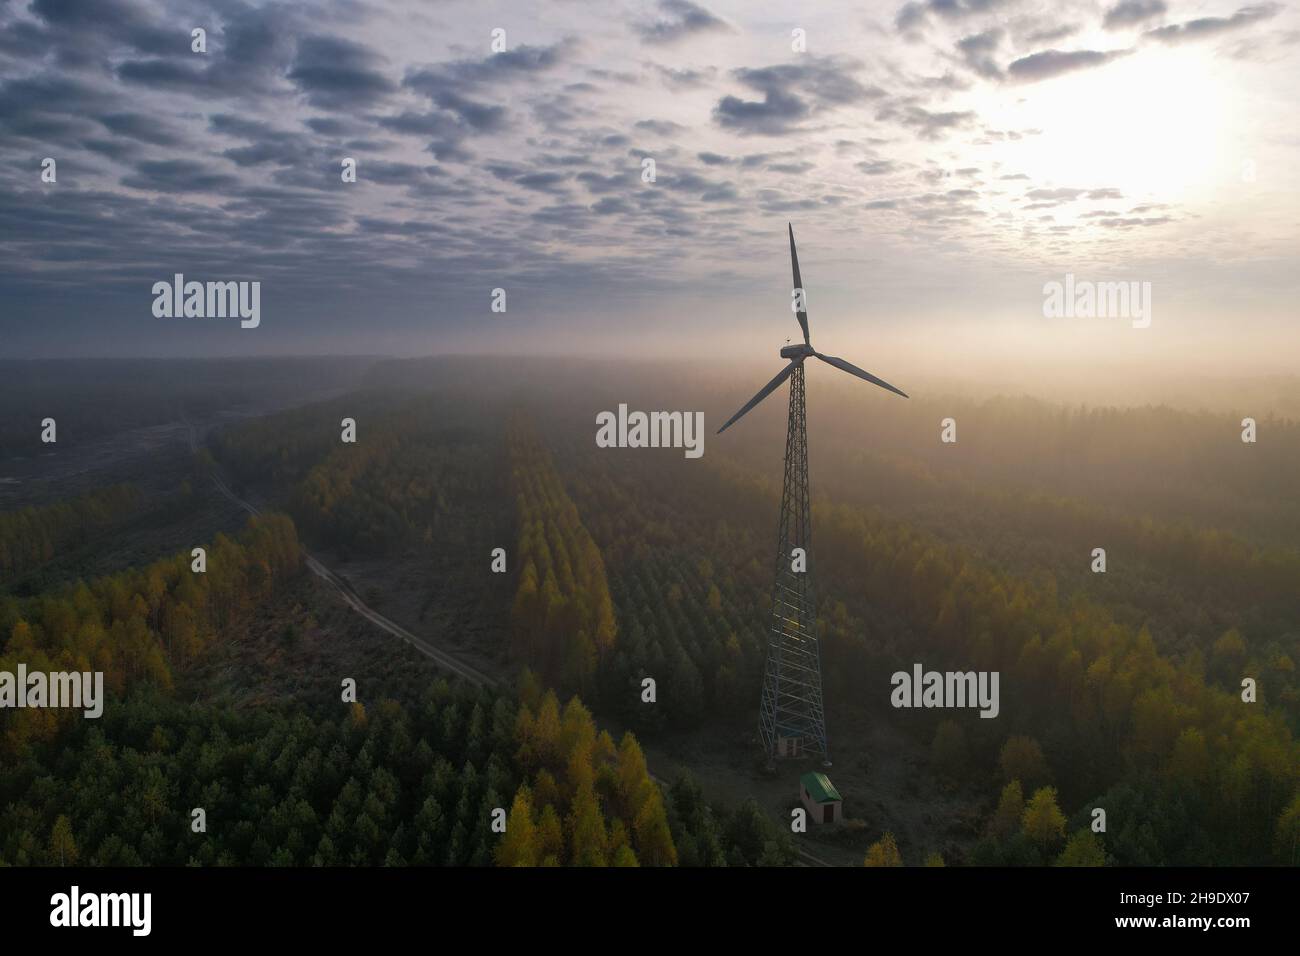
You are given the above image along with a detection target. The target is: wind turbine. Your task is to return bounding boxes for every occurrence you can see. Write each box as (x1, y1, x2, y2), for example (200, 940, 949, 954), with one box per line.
(718, 224, 907, 766)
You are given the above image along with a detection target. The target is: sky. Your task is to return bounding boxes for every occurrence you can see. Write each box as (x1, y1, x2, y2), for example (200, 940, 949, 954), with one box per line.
(1, 0, 1298, 371)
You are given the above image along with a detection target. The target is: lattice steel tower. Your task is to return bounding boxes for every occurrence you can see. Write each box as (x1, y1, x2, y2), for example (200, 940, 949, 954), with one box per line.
(717, 224, 909, 766)
(759, 361, 828, 762)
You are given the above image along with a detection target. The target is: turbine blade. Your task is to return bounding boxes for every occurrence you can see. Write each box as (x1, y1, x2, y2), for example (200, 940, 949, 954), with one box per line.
(789, 223, 810, 346)
(717, 361, 798, 434)
(815, 353, 909, 399)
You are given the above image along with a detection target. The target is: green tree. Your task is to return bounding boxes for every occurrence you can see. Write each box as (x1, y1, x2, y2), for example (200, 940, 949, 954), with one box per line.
(1275, 793, 1300, 865)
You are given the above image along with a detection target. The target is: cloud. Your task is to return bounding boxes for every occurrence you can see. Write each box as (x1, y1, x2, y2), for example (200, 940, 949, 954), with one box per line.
(115, 58, 209, 91)
(0, 19, 55, 60)
(1103, 1, 1168, 29)
(427, 90, 507, 132)
(408, 43, 566, 89)
(635, 119, 687, 136)
(371, 45, 570, 160)
(1144, 4, 1280, 43)
(957, 28, 1003, 78)
(1022, 186, 1123, 205)
(82, 138, 140, 161)
(591, 196, 633, 215)
(715, 89, 809, 135)
(1026, 187, 1085, 200)
(358, 161, 440, 187)
(375, 111, 476, 162)
(875, 104, 977, 140)
(576, 170, 637, 194)
(636, 0, 731, 45)
(487, 162, 573, 194)
(647, 63, 718, 89)
(30, 0, 176, 56)
(896, 2, 929, 32)
(734, 61, 879, 106)
(394, 43, 566, 148)
(0, 0, 1288, 357)
(99, 112, 181, 146)
(1007, 48, 1130, 81)
(1024, 24, 1080, 43)
(287, 35, 396, 109)
(114, 5, 308, 99)
(120, 159, 240, 194)
(1094, 215, 1174, 227)
(895, 0, 1013, 32)
(0, 73, 127, 144)
(713, 58, 879, 135)
(516, 171, 572, 193)
(767, 161, 814, 174)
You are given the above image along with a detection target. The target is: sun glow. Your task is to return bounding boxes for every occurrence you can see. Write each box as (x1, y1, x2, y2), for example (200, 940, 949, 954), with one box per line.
(983, 45, 1235, 203)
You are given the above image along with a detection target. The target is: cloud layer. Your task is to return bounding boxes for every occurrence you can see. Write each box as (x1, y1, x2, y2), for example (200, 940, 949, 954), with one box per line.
(0, 0, 1296, 357)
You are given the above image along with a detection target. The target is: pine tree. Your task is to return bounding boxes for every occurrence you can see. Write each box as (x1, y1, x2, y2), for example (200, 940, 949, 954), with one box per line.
(999, 736, 1050, 791)
(633, 789, 678, 866)
(990, 780, 1025, 840)
(611, 844, 639, 866)
(1274, 793, 1300, 865)
(536, 803, 565, 862)
(567, 783, 609, 867)
(49, 815, 78, 866)
(1055, 829, 1107, 866)
(496, 787, 539, 867)
(1022, 786, 1067, 848)
(615, 732, 652, 818)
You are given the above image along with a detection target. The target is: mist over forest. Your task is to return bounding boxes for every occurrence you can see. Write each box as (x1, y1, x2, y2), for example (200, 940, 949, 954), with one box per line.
(2, 354, 1297, 871)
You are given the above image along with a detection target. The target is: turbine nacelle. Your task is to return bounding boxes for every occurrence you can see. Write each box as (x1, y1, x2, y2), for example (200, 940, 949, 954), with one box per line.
(717, 224, 908, 436)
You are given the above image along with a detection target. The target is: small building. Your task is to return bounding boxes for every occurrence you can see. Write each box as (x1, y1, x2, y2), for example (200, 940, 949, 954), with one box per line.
(800, 772, 843, 824)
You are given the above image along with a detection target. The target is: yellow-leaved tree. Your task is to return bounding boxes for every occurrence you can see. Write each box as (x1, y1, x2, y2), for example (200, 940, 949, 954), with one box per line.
(864, 832, 903, 867)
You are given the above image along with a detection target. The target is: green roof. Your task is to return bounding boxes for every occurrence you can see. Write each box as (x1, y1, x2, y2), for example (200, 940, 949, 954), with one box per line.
(800, 772, 842, 803)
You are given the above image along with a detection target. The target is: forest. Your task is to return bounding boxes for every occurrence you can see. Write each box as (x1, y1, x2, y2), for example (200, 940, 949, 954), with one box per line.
(1, 675, 703, 867)
(5, 357, 1297, 866)
(2, 677, 792, 867)
(507, 418, 618, 694)
(551, 429, 1300, 864)
(2, 426, 792, 865)
(213, 390, 506, 560)
(0, 484, 143, 585)
(0, 358, 374, 458)
(191, 367, 1300, 865)
(0, 513, 301, 755)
